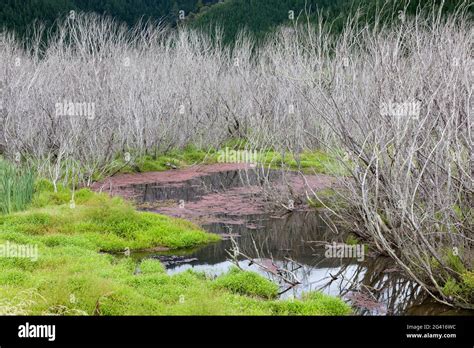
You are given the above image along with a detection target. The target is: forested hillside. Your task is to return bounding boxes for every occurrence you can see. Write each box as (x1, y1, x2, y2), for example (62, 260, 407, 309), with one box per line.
(190, 0, 468, 43)
(1, 0, 468, 42)
(0, 0, 219, 37)
(191, 0, 349, 43)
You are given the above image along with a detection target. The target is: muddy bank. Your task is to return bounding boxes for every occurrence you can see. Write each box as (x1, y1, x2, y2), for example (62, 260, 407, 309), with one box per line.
(92, 163, 336, 224)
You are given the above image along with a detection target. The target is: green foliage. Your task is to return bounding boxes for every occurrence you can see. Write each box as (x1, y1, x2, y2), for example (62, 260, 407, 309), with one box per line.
(0, 159, 35, 215)
(262, 150, 346, 175)
(0, 0, 221, 40)
(270, 292, 352, 315)
(212, 267, 279, 299)
(443, 277, 463, 297)
(439, 250, 474, 303)
(3, 0, 468, 47)
(191, 0, 345, 44)
(139, 259, 166, 275)
(30, 179, 71, 208)
(345, 234, 360, 246)
(0, 250, 351, 315)
(114, 146, 218, 175)
(445, 249, 466, 274)
(112, 146, 344, 177)
(192, 0, 470, 45)
(1, 183, 219, 251)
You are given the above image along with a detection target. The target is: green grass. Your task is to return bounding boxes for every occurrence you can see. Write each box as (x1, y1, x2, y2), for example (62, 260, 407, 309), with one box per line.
(432, 248, 474, 304)
(0, 180, 352, 315)
(2, 184, 218, 252)
(0, 253, 352, 315)
(212, 267, 279, 299)
(442, 271, 474, 305)
(32, 144, 347, 187)
(108, 144, 347, 177)
(115, 145, 218, 175)
(260, 150, 348, 175)
(269, 292, 354, 315)
(0, 159, 35, 215)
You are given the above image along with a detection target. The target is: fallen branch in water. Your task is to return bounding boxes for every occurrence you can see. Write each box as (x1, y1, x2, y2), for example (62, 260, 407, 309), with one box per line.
(225, 236, 301, 288)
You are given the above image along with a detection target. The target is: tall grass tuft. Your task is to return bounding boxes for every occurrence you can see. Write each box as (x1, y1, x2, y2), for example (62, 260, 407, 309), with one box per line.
(0, 159, 35, 214)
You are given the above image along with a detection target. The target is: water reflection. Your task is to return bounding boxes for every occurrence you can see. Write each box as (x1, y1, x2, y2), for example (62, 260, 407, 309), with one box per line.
(130, 169, 473, 316)
(133, 169, 282, 204)
(134, 210, 445, 315)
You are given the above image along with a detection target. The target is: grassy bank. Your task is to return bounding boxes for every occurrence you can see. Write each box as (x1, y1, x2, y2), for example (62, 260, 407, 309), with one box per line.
(0, 181, 351, 315)
(111, 144, 345, 177)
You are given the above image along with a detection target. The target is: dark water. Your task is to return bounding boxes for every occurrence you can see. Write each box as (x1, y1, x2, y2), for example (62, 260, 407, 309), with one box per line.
(129, 169, 471, 316)
(133, 168, 281, 203)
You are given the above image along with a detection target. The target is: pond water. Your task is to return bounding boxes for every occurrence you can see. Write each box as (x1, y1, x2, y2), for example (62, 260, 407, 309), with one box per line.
(126, 168, 471, 316)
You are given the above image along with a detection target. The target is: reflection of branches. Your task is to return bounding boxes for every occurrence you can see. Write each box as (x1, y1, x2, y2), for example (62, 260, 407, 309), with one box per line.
(312, 259, 426, 315)
(225, 228, 430, 314)
(214, 206, 433, 314)
(226, 236, 301, 289)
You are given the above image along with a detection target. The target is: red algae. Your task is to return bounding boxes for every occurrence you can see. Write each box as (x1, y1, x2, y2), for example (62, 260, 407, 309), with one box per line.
(92, 164, 336, 225)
